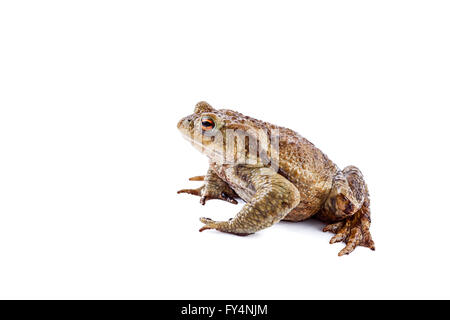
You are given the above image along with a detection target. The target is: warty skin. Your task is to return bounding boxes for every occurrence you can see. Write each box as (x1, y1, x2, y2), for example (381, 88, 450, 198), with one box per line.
(177, 101, 374, 256)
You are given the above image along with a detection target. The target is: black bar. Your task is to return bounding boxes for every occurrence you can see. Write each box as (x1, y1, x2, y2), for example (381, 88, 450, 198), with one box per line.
(0, 300, 444, 318)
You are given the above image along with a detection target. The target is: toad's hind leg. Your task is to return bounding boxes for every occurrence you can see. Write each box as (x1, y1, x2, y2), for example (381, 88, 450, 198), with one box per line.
(318, 165, 375, 256)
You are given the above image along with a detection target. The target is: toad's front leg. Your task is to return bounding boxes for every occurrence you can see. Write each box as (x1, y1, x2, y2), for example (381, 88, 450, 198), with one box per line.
(177, 168, 239, 205)
(199, 166, 300, 235)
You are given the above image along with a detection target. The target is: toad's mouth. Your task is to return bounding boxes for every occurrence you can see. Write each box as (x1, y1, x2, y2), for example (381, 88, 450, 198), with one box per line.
(179, 130, 226, 160)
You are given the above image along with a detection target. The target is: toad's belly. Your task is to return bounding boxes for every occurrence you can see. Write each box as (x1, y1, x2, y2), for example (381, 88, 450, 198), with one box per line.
(282, 181, 333, 221)
(283, 203, 320, 221)
(227, 186, 325, 222)
(228, 178, 329, 222)
(211, 162, 332, 221)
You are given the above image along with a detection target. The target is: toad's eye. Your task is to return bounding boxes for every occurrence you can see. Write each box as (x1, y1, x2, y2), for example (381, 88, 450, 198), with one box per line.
(201, 117, 215, 131)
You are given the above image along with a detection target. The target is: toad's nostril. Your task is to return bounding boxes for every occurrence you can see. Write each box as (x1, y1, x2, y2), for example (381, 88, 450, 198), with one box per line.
(177, 117, 193, 129)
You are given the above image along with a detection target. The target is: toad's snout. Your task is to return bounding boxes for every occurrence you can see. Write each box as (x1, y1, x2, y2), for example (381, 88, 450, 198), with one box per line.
(177, 116, 193, 131)
(177, 118, 184, 129)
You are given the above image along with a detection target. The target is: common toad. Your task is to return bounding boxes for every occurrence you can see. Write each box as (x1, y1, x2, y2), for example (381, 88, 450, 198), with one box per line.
(177, 101, 375, 256)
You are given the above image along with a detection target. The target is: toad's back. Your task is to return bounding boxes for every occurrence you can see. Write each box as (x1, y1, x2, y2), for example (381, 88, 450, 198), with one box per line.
(214, 109, 339, 219)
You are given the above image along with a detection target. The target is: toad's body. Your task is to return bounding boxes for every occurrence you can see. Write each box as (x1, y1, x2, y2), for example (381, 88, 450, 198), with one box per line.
(177, 102, 374, 256)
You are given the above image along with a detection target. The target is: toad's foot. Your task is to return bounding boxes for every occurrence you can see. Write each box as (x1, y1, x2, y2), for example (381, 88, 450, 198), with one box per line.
(177, 185, 238, 205)
(177, 170, 238, 205)
(188, 175, 205, 181)
(323, 209, 375, 256)
(199, 217, 252, 236)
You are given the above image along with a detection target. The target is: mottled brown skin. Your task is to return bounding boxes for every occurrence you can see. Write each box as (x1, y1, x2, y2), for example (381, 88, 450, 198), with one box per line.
(177, 101, 375, 256)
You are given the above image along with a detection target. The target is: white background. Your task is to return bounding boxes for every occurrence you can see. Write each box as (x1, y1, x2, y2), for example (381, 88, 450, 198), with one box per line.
(0, 1, 449, 299)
